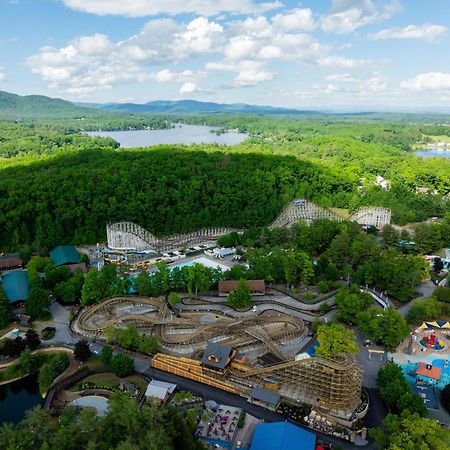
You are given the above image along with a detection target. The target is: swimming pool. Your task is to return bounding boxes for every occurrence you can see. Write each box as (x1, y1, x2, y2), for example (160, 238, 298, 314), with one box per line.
(169, 256, 230, 272)
(400, 359, 450, 389)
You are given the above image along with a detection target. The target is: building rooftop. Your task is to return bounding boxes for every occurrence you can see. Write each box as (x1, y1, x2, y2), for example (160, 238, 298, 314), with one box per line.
(145, 379, 177, 400)
(411, 384, 439, 410)
(250, 422, 316, 450)
(201, 342, 234, 370)
(218, 279, 265, 294)
(250, 386, 281, 406)
(0, 254, 22, 271)
(49, 245, 81, 266)
(1, 270, 29, 303)
(416, 362, 442, 381)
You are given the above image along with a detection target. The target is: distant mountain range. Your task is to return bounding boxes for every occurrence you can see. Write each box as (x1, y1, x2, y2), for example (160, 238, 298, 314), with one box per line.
(75, 99, 320, 115)
(0, 90, 93, 117)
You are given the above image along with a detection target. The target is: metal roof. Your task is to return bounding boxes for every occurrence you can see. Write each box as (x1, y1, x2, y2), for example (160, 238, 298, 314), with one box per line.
(411, 384, 439, 410)
(251, 386, 281, 406)
(250, 422, 316, 450)
(49, 245, 81, 266)
(201, 341, 233, 369)
(1, 270, 29, 303)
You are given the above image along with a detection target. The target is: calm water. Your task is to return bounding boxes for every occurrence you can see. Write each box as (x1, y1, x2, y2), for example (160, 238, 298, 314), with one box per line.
(415, 148, 450, 158)
(87, 124, 248, 148)
(0, 372, 42, 424)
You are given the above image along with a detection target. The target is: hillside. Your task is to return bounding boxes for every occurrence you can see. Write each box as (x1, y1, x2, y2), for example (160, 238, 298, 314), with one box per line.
(80, 99, 320, 115)
(0, 90, 93, 118)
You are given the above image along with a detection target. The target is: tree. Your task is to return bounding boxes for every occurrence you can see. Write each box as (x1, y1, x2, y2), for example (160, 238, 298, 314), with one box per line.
(74, 339, 91, 361)
(110, 353, 134, 377)
(442, 384, 450, 414)
(26, 268, 51, 320)
(168, 292, 181, 307)
(381, 225, 400, 248)
(370, 411, 450, 450)
(192, 263, 212, 297)
(139, 335, 160, 355)
(38, 352, 70, 394)
(433, 257, 444, 273)
(0, 286, 11, 329)
(24, 329, 41, 350)
(406, 297, 444, 324)
(377, 363, 427, 417)
(100, 345, 113, 366)
(18, 349, 39, 374)
(358, 307, 410, 350)
(227, 279, 252, 309)
(335, 287, 373, 324)
(315, 323, 359, 358)
(433, 286, 450, 303)
(136, 270, 153, 296)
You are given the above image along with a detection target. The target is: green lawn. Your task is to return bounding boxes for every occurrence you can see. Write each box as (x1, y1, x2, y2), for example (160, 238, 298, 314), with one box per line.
(127, 374, 148, 395)
(68, 372, 120, 392)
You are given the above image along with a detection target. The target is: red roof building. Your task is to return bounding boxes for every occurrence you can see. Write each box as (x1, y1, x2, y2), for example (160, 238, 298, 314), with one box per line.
(416, 362, 442, 381)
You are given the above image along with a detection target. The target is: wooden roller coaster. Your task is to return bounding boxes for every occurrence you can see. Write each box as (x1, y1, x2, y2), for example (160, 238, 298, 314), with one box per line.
(106, 200, 391, 252)
(74, 296, 306, 358)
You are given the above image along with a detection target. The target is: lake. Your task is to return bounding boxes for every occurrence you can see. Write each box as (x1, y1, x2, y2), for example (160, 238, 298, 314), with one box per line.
(86, 124, 248, 148)
(0, 372, 42, 424)
(415, 148, 450, 159)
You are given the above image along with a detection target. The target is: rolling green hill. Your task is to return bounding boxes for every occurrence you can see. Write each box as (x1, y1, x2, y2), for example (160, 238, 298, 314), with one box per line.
(0, 90, 94, 118)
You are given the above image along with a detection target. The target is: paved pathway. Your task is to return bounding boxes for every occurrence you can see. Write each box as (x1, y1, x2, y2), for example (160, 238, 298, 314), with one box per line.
(397, 279, 436, 316)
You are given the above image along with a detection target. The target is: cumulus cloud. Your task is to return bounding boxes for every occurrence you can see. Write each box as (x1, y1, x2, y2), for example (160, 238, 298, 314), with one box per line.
(401, 72, 450, 91)
(318, 56, 369, 69)
(234, 69, 274, 87)
(0, 68, 5, 82)
(61, 0, 281, 17)
(272, 8, 316, 32)
(321, 0, 402, 34)
(151, 69, 195, 83)
(369, 24, 447, 43)
(179, 81, 199, 94)
(315, 73, 387, 95)
(26, 18, 222, 94)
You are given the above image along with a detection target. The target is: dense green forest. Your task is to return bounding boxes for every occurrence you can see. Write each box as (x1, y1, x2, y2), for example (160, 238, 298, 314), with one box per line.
(1, 107, 450, 252)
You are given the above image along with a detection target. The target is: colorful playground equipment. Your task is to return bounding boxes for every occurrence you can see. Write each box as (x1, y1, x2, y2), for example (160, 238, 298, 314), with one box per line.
(419, 333, 445, 350)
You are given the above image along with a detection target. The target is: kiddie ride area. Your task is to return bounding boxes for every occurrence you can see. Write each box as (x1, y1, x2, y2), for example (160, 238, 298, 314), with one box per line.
(420, 333, 445, 351)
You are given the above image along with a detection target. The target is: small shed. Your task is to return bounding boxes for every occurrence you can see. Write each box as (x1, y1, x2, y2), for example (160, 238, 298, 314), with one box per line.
(201, 342, 235, 370)
(145, 379, 177, 405)
(250, 386, 281, 408)
(50, 245, 81, 267)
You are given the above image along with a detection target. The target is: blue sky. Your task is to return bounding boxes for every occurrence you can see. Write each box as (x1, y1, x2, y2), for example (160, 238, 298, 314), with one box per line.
(0, 0, 450, 110)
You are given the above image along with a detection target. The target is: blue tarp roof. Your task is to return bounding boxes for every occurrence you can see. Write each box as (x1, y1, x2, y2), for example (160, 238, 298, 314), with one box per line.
(250, 422, 316, 450)
(1, 270, 29, 303)
(50, 245, 80, 266)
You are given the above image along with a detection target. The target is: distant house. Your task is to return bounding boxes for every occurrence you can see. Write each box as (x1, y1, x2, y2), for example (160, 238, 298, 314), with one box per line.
(67, 262, 87, 274)
(145, 379, 177, 405)
(250, 422, 316, 450)
(50, 245, 81, 267)
(218, 280, 265, 296)
(1, 270, 29, 304)
(0, 254, 22, 273)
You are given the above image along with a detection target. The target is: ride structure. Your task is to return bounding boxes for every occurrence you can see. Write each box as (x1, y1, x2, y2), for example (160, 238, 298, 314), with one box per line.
(106, 200, 391, 252)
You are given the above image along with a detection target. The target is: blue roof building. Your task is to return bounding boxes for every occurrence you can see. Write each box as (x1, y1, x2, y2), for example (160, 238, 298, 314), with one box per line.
(1, 270, 29, 303)
(250, 422, 316, 450)
(50, 245, 81, 266)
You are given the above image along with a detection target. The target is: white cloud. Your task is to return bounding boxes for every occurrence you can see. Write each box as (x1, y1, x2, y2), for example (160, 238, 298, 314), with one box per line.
(369, 24, 447, 43)
(272, 8, 316, 32)
(26, 17, 222, 95)
(401, 72, 450, 91)
(179, 82, 198, 94)
(0, 68, 5, 82)
(318, 56, 368, 69)
(321, 0, 402, 34)
(234, 70, 274, 87)
(316, 73, 387, 95)
(151, 69, 196, 83)
(61, 0, 281, 17)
